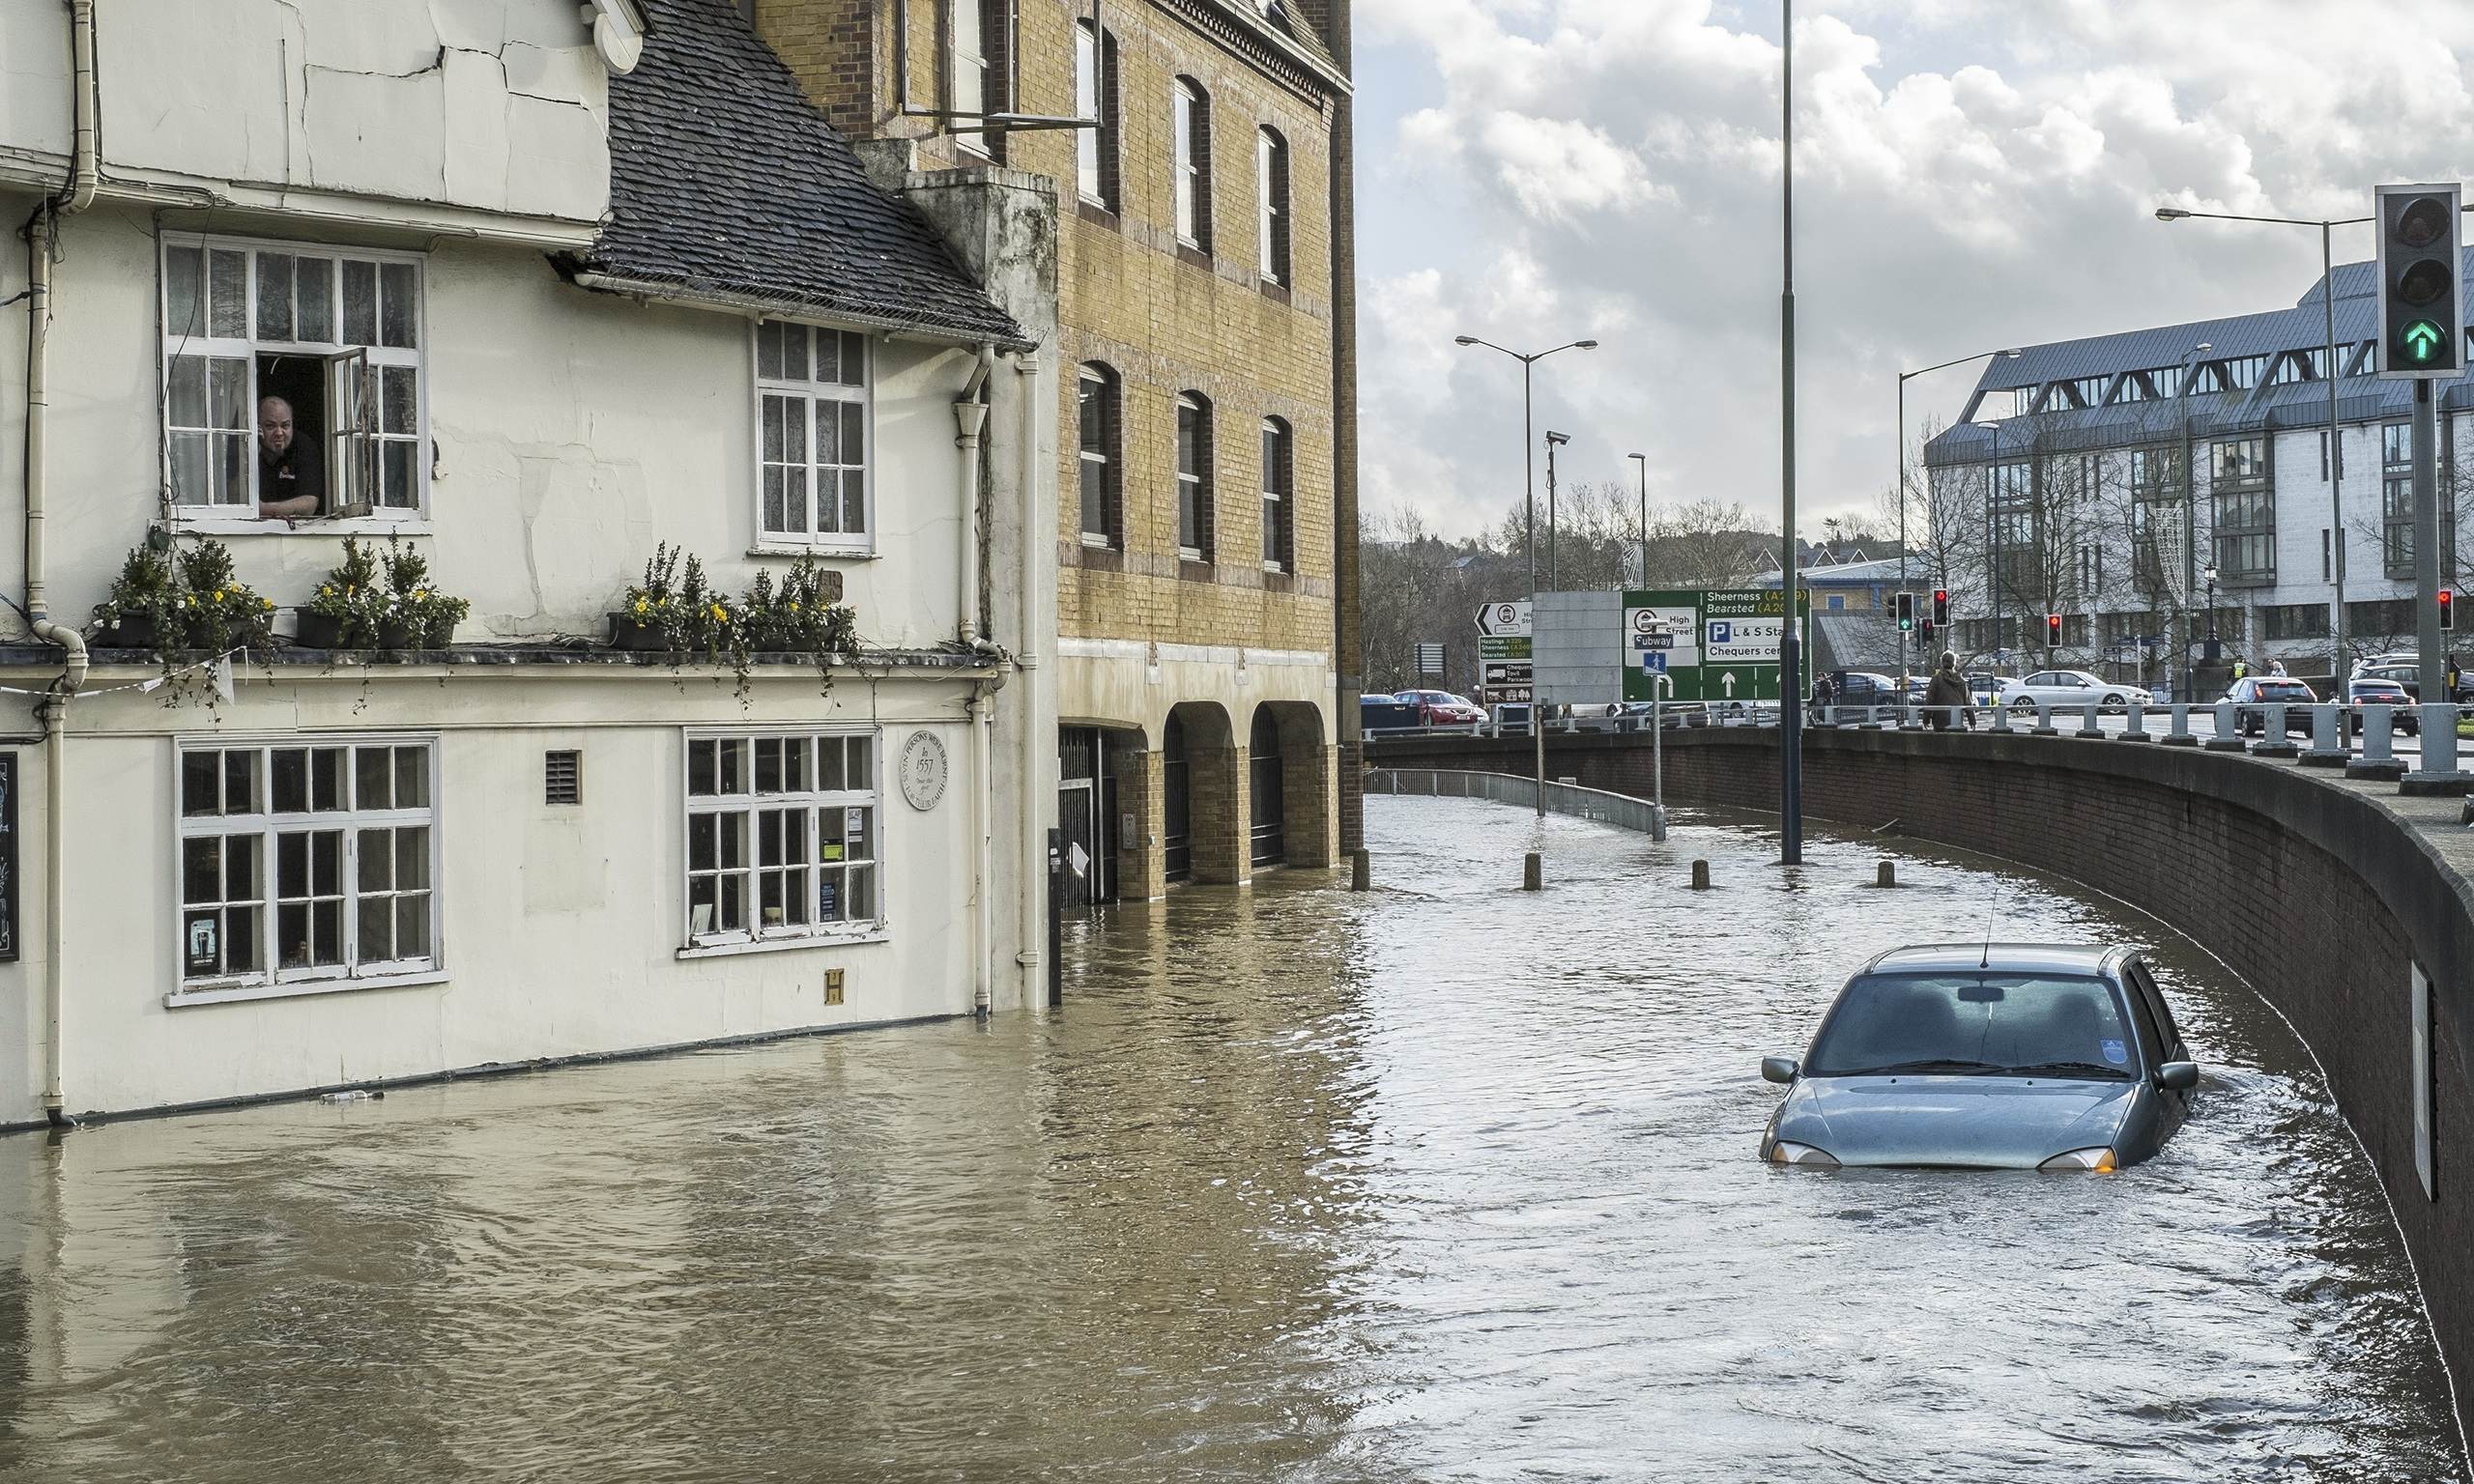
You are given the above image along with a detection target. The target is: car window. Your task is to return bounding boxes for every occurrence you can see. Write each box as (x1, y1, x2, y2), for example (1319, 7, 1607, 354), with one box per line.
(2114, 966, 2168, 1071)
(2024, 672, 2049, 686)
(1805, 973, 2136, 1078)
(2125, 960, 2183, 1061)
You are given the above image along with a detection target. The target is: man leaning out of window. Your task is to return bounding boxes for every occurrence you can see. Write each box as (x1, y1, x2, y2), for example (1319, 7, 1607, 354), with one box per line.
(256, 395, 326, 521)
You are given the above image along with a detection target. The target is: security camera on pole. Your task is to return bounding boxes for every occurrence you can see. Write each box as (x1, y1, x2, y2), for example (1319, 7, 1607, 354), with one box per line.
(2374, 183, 2466, 785)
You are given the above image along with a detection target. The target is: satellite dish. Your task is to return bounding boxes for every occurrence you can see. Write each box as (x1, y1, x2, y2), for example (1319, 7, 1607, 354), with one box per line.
(593, 11, 643, 73)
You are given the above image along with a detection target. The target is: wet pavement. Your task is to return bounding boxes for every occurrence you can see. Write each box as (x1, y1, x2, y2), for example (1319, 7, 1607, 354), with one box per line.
(0, 797, 2457, 1481)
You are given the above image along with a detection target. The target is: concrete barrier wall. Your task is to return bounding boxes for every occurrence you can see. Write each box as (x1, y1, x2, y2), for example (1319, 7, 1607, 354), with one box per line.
(1369, 726, 2474, 1446)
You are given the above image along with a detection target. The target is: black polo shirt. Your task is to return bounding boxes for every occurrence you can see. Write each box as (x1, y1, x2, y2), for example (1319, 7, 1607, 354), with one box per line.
(259, 435, 327, 513)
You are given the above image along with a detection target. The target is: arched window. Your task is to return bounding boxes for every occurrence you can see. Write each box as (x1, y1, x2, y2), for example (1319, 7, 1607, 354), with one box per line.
(1256, 127, 1290, 285)
(1260, 415, 1292, 571)
(1077, 362, 1120, 546)
(1075, 20, 1120, 211)
(1172, 76, 1213, 251)
(1176, 391, 1214, 561)
(1248, 709, 1284, 867)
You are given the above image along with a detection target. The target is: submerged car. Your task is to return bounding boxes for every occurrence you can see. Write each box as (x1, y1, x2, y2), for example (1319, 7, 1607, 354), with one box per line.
(1759, 944, 2198, 1170)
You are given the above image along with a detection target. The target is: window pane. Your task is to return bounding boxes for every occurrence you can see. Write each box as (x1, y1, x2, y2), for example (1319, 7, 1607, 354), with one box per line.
(226, 903, 262, 973)
(1080, 461, 1104, 535)
(383, 365, 417, 435)
(397, 895, 430, 959)
(342, 261, 379, 346)
(312, 899, 342, 965)
(817, 737, 845, 791)
(277, 831, 307, 897)
(312, 748, 345, 811)
(209, 249, 247, 338)
(843, 471, 866, 534)
(719, 873, 745, 932)
(783, 737, 809, 792)
(225, 834, 260, 900)
(786, 469, 811, 534)
(762, 468, 787, 534)
(718, 739, 746, 794)
(396, 826, 429, 889)
(278, 903, 309, 968)
(380, 263, 417, 349)
(756, 738, 783, 793)
(166, 246, 205, 338)
(689, 813, 717, 872)
(311, 830, 342, 896)
(395, 747, 428, 809)
(184, 837, 221, 904)
(273, 749, 308, 813)
(297, 256, 334, 343)
(814, 328, 839, 385)
(356, 748, 392, 811)
(782, 322, 809, 383)
(209, 357, 248, 431)
(227, 751, 259, 815)
(359, 894, 394, 962)
(168, 356, 208, 429)
(359, 828, 393, 893)
(786, 398, 809, 464)
(182, 752, 219, 817)
(255, 253, 296, 341)
(840, 332, 867, 387)
(689, 740, 717, 796)
(757, 319, 785, 381)
(383, 441, 417, 508)
(762, 394, 788, 462)
(846, 864, 875, 922)
(847, 738, 872, 791)
(719, 812, 746, 869)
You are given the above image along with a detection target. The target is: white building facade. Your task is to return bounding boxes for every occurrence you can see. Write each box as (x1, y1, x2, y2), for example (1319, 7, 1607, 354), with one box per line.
(1924, 258, 2468, 692)
(0, 0, 1059, 1123)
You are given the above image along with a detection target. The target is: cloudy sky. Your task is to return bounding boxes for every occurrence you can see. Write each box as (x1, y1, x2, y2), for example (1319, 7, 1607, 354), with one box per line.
(1352, 0, 2474, 541)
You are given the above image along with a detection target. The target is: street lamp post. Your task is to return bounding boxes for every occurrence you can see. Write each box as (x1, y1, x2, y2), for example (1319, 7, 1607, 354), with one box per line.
(2173, 339, 2211, 701)
(2156, 206, 2370, 695)
(2203, 563, 2220, 657)
(1780, 0, 1802, 864)
(1628, 451, 1649, 588)
(1544, 430, 1571, 589)
(1899, 347, 2020, 690)
(1454, 333, 1599, 816)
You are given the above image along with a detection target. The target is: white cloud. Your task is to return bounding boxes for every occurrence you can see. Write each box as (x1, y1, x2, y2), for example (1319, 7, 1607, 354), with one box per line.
(1355, 0, 2474, 543)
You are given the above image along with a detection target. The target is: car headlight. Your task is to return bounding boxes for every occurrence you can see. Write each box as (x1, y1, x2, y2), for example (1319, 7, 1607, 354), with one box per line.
(1768, 1141, 1840, 1168)
(2038, 1147, 2117, 1172)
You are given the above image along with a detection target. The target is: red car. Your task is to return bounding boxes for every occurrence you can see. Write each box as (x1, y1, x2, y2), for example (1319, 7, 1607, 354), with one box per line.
(1395, 689, 1485, 726)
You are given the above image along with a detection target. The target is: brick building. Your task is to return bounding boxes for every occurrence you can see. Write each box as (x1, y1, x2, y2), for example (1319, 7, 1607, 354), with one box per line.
(760, 0, 1359, 900)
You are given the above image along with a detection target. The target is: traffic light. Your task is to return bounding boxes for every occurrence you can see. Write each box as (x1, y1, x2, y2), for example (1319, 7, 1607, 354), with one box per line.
(2377, 184, 2463, 378)
(1919, 616, 1936, 645)
(1895, 592, 1914, 632)
(2045, 614, 2063, 645)
(2443, 587, 2458, 631)
(1932, 588, 1950, 627)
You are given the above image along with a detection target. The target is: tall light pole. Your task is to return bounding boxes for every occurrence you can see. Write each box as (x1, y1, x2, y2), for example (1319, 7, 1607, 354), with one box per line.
(2173, 339, 2211, 700)
(1899, 347, 2020, 689)
(1455, 333, 1598, 815)
(1779, 0, 1802, 865)
(1627, 452, 1650, 588)
(1545, 430, 1571, 588)
(2157, 206, 2369, 694)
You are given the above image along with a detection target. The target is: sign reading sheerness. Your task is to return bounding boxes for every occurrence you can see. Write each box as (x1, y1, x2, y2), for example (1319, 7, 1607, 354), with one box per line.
(900, 730, 948, 811)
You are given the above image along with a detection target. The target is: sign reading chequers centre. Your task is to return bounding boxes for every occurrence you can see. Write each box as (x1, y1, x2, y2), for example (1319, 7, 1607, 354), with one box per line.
(1621, 588, 1810, 703)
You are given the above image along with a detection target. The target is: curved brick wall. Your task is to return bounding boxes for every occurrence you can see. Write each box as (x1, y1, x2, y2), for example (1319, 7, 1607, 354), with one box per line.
(1368, 726, 2474, 1444)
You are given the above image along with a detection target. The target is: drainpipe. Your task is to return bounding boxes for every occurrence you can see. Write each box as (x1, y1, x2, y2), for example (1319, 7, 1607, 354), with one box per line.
(954, 347, 995, 647)
(968, 684, 995, 1016)
(1010, 353, 1045, 1003)
(24, 0, 101, 1127)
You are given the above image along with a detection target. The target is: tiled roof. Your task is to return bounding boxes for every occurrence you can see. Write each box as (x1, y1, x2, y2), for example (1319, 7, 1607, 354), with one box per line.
(568, 0, 1029, 348)
(1926, 251, 2474, 467)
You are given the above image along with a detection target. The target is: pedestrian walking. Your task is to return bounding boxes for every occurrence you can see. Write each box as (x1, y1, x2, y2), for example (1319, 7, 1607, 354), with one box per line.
(2268, 658, 2287, 677)
(1924, 650, 1971, 731)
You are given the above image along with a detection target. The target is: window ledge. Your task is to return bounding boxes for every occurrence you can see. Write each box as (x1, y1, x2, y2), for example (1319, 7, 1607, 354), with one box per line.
(1259, 278, 1292, 305)
(167, 968, 448, 1009)
(748, 543, 874, 561)
(171, 515, 432, 538)
(677, 929, 890, 961)
(1077, 199, 1121, 230)
(1175, 242, 1213, 272)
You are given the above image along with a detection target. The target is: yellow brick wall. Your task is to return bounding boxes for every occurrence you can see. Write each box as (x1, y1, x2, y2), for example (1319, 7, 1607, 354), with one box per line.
(766, 0, 1341, 660)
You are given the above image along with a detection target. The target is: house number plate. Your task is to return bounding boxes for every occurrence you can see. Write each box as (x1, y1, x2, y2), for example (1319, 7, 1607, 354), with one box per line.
(900, 730, 949, 812)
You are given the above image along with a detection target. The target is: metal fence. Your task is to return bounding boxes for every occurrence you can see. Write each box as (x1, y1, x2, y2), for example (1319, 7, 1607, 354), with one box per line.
(1365, 768, 1667, 836)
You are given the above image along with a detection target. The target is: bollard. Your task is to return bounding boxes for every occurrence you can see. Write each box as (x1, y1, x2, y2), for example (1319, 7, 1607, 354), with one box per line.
(2032, 700, 2059, 736)
(1523, 851, 1542, 891)
(2349, 703, 2406, 782)
(2160, 704, 2198, 748)
(2077, 700, 2104, 738)
(2253, 703, 2300, 758)
(1691, 858, 1712, 890)
(2118, 700, 2152, 742)
(1350, 847, 1371, 891)
(2205, 700, 2246, 752)
(1877, 860, 1896, 887)
(2300, 702, 2348, 767)
(2402, 703, 2473, 796)
(1651, 805, 1669, 843)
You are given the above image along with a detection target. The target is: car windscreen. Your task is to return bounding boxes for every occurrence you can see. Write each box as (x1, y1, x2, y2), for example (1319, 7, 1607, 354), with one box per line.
(1805, 973, 2136, 1079)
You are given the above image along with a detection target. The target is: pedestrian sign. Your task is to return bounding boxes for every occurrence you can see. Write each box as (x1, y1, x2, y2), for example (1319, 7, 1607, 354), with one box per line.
(1642, 651, 1668, 674)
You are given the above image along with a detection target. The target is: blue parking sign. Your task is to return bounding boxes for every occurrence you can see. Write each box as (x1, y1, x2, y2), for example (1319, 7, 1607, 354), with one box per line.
(1709, 620, 1733, 645)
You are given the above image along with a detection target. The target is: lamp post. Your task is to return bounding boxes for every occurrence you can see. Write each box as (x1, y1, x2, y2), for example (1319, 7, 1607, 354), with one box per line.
(1779, 0, 1803, 864)
(1899, 347, 2020, 690)
(2157, 206, 2370, 695)
(1628, 451, 1649, 588)
(2173, 339, 2211, 701)
(1544, 430, 1571, 589)
(1454, 333, 1598, 816)
(2203, 563, 2220, 660)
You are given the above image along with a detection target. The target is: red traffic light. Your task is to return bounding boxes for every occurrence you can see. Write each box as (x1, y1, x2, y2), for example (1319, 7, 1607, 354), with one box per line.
(2442, 588, 2458, 632)
(1933, 588, 1950, 626)
(2045, 614, 2063, 643)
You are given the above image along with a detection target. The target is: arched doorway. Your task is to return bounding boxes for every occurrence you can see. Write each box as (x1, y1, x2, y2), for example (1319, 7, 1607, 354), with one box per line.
(1249, 708, 1284, 867)
(1163, 711, 1192, 884)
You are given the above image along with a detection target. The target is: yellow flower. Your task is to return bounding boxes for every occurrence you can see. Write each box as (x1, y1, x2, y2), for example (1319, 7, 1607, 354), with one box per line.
(789, 602, 800, 613)
(261, 597, 274, 610)
(183, 594, 194, 608)
(632, 597, 648, 615)
(709, 603, 728, 624)
(211, 590, 223, 605)
(319, 585, 333, 597)
(414, 587, 428, 601)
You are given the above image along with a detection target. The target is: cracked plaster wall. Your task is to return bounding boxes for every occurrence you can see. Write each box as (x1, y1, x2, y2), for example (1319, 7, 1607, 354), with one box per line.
(0, 200, 978, 656)
(93, 0, 609, 221)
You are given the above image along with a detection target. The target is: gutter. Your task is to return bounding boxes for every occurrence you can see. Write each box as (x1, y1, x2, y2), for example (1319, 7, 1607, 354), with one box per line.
(563, 269, 1036, 356)
(22, 0, 100, 1129)
(954, 348, 996, 648)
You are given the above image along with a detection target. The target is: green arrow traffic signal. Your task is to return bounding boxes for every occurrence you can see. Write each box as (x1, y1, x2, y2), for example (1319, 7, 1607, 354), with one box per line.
(2402, 319, 2447, 362)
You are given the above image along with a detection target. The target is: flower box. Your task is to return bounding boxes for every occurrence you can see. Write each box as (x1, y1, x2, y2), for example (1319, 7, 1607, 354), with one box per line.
(97, 614, 161, 650)
(607, 613, 670, 652)
(294, 611, 348, 650)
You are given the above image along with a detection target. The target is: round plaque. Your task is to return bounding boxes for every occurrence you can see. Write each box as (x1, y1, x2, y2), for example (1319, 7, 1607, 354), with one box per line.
(900, 729, 949, 811)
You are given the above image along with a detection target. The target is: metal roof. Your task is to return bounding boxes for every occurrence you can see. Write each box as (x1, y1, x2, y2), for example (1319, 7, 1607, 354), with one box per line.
(1862, 943, 2123, 977)
(1925, 251, 2474, 467)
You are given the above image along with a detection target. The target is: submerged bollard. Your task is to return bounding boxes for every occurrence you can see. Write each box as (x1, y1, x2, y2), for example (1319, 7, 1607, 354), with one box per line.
(1350, 848, 1370, 892)
(1691, 858, 1712, 890)
(1877, 860, 1896, 888)
(1523, 851, 1542, 891)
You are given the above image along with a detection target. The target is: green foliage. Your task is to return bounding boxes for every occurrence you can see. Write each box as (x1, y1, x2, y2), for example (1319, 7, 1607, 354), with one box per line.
(307, 537, 470, 651)
(381, 536, 471, 649)
(618, 546, 859, 699)
(91, 538, 275, 653)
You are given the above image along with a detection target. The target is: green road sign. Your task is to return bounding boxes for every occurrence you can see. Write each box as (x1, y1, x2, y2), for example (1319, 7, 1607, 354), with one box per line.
(1620, 587, 1809, 703)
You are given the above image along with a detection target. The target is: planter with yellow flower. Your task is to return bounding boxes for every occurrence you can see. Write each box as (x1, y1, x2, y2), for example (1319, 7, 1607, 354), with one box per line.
(611, 541, 689, 652)
(169, 540, 276, 653)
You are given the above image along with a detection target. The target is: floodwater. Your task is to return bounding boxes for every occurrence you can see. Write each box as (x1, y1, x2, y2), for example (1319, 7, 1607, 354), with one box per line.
(0, 798, 2459, 1481)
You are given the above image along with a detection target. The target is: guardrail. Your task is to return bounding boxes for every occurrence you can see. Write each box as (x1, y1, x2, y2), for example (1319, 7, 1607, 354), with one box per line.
(1365, 768, 1668, 836)
(1360, 701, 1780, 745)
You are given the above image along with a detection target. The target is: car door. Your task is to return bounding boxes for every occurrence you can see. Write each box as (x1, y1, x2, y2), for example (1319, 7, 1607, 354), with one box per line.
(2123, 957, 2191, 1133)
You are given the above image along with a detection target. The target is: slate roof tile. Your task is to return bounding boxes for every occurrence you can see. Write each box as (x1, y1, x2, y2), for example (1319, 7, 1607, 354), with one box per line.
(571, 0, 1028, 348)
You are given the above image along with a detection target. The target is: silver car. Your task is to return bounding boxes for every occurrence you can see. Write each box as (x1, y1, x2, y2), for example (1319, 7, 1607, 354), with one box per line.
(1759, 944, 2198, 1170)
(1997, 670, 2153, 715)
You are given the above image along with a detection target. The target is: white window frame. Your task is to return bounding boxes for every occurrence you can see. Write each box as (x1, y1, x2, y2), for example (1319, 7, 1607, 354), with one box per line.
(753, 320, 874, 556)
(170, 733, 444, 1006)
(1173, 77, 1209, 249)
(1175, 391, 1211, 561)
(1256, 126, 1289, 285)
(681, 728, 887, 956)
(1260, 415, 1291, 572)
(159, 232, 430, 535)
(952, 0, 990, 150)
(1075, 20, 1104, 204)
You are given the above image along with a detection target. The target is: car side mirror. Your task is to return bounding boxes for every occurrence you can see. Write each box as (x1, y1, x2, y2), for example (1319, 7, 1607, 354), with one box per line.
(1761, 1056, 1799, 1085)
(2155, 1061, 2199, 1092)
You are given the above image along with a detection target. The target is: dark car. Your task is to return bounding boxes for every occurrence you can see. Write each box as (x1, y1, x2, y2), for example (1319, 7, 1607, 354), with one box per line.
(2221, 676, 2317, 736)
(1826, 671, 1902, 708)
(1759, 943, 2198, 1170)
(2345, 677, 2420, 735)
(2356, 660, 2472, 705)
(1360, 694, 1420, 732)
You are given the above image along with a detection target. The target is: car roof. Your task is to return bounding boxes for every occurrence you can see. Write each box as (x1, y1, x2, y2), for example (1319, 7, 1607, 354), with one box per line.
(1860, 942, 2125, 977)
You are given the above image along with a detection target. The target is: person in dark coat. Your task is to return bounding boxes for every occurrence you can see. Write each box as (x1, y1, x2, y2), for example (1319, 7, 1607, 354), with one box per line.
(1924, 650, 1971, 730)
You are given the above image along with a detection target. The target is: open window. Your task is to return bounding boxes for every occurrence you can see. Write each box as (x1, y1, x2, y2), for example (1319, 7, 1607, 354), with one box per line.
(161, 236, 426, 528)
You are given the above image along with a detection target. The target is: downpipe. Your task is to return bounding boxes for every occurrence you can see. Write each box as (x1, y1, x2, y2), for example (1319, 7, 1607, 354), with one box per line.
(969, 683, 995, 1018)
(1010, 353, 1045, 1002)
(953, 347, 994, 648)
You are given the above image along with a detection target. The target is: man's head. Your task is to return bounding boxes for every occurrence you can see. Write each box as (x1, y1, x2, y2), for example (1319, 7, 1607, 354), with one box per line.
(1939, 650, 1958, 671)
(258, 396, 295, 457)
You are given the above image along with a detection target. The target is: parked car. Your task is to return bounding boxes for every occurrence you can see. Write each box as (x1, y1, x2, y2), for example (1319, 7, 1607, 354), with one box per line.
(1394, 689, 1485, 727)
(2345, 677, 2421, 735)
(1997, 670, 2154, 715)
(2220, 675, 2318, 736)
(1823, 671, 1902, 708)
(1966, 671, 2009, 705)
(1359, 694, 1421, 732)
(1759, 944, 2198, 1170)
(2355, 659, 2473, 705)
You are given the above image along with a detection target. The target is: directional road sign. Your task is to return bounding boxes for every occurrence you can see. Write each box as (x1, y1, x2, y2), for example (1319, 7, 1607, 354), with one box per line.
(1476, 601, 1533, 638)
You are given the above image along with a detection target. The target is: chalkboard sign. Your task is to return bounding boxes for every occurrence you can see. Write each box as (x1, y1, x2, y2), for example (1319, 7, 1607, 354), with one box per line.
(0, 753, 18, 962)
